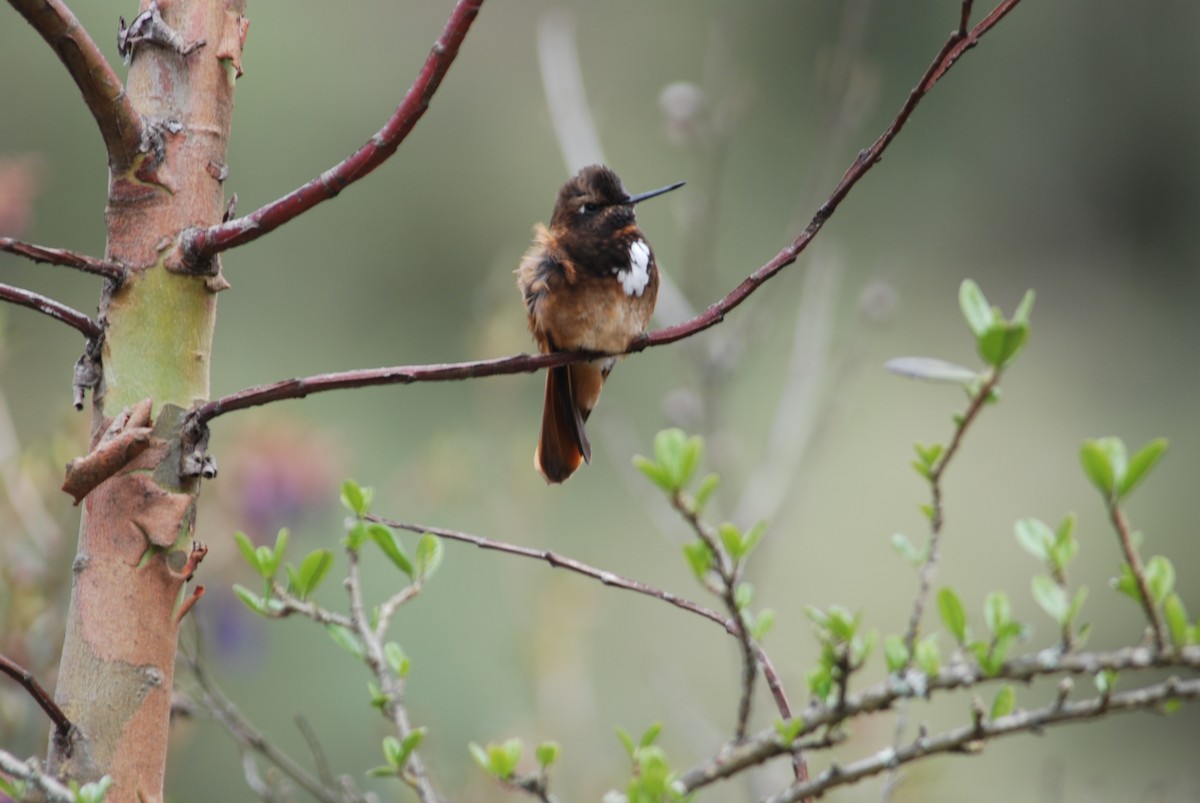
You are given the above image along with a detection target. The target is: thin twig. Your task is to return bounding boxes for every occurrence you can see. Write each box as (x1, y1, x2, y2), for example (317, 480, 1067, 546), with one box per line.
(7, 0, 143, 171)
(1108, 502, 1168, 651)
(366, 514, 795, 726)
(266, 583, 355, 630)
(186, 650, 347, 803)
(0, 653, 72, 745)
(0, 237, 125, 282)
(671, 498, 758, 744)
(0, 281, 101, 338)
(902, 369, 1003, 655)
(188, 0, 1022, 427)
(0, 748, 74, 803)
(294, 715, 335, 791)
(182, 0, 485, 265)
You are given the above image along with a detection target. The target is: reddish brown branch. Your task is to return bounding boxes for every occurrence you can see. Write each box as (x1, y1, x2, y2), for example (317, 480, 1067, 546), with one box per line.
(0, 282, 102, 338)
(181, 0, 485, 266)
(0, 653, 73, 745)
(366, 514, 797, 727)
(0, 237, 126, 282)
(8, 0, 143, 171)
(190, 0, 1021, 427)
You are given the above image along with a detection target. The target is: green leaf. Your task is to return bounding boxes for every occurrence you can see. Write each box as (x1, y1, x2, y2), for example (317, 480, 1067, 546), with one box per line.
(345, 520, 368, 551)
(75, 776, 112, 803)
(890, 533, 925, 566)
(719, 523, 744, 559)
(989, 685, 1015, 720)
(481, 739, 522, 779)
(232, 584, 269, 616)
(1163, 593, 1191, 647)
(397, 728, 425, 767)
(806, 664, 833, 700)
(366, 765, 398, 778)
(1118, 438, 1168, 501)
(959, 279, 995, 338)
(233, 531, 261, 574)
(291, 549, 334, 598)
(750, 608, 776, 641)
(382, 735, 404, 767)
(1144, 555, 1175, 606)
(1012, 289, 1036, 325)
(914, 634, 941, 676)
(937, 587, 968, 644)
(1080, 438, 1126, 498)
(416, 534, 444, 582)
(369, 524, 414, 577)
(1013, 518, 1053, 563)
(385, 642, 411, 677)
(639, 722, 663, 749)
(885, 357, 979, 384)
(615, 726, 636, 758)
(1066, 586, 1088, 626)
(326, 624, 364, 660)
(677, 435, 703, 490)
(633, 455, 674, 493)
(682, 541, 714, 580)
(984, 591, 1011, 634)
(468, 742, 491, 772)
(883, 635, 909, 673)
(775, 716, 806, 744)
(693, 473, 720, 512)
(652, 428, 690, 491)
(734, 582, 754, 610)
(1095, 669, 1118, 696)
(268, 528, 289, 574)
(340, 480, 372, 516)
(536, 741, 560, 769)
(741, 520, 767, 558)
(1031, 576, 1069, 624)
(977, 321, 1028, 368)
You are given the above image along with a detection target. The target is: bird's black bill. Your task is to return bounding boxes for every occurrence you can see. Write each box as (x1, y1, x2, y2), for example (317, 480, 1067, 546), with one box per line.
(625, 180, 686, 206)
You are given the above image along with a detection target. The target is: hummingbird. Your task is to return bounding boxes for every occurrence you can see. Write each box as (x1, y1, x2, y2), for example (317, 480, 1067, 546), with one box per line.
(517, 164, 684, 483)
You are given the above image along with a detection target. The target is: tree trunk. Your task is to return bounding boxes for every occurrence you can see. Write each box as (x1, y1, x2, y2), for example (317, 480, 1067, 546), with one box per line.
(48, 2, 246, 799)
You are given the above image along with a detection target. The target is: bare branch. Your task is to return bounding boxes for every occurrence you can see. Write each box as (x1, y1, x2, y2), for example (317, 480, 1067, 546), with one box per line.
(0, 653, 73, 746)
(7, 0, 143, 171)
(185, 648, 348, 803)
(902, 369, 1003, 655)
(0, 281, 101, 338)
(189, 0, 1022, 427)
(1108, 502, 1168, 651)
(0, 748, 74, 803)
(181, 0, 485, 266)
(367, 515, 797, 726)
(0, 237, 126, 282)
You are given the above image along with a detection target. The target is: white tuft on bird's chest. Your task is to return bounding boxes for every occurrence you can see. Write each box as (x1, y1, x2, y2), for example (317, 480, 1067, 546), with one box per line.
(613, 240, 652, 296)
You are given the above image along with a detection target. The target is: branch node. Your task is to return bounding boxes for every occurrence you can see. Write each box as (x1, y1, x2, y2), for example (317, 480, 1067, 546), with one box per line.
(118, 3, 207, 65)
(72, 337, 104, 410)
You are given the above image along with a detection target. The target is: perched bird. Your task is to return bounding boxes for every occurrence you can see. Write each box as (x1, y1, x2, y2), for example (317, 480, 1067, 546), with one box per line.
(517, 165, 684, 483)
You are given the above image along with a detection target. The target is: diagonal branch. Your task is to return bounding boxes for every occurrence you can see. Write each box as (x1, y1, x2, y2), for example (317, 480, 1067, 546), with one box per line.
(7, 0, 143, 172)
(0, 282, 101, 338)
(0, 237, 126, 282)
(188, 0, 1022, 428)
(0, 654, 73, 747)
(366, 515, 796, 726)
(180, 0, 485, 267)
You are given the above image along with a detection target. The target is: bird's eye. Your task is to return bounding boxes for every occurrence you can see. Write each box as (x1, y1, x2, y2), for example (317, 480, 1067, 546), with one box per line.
(579, 202, 598, 215)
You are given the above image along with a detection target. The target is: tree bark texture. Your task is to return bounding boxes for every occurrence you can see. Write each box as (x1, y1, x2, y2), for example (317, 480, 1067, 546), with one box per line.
(48, 2, 247, 800)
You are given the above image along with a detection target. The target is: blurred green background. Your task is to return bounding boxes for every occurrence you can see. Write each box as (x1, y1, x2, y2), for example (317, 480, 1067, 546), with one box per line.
(2, 0, 1199, 801)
